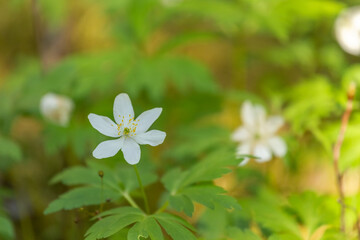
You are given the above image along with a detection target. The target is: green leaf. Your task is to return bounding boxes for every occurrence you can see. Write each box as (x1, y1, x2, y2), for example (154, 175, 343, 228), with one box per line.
(85, 207, 145, 240)
(154, 213, 196, 240)
(0, 136, 22, 169)
(127, 222, 148, 240)
(182, 185, 240, 211)
(44, 186, 120, 214)
(0, 215, 15, 239)
(226, 228, 261, 240)
(50, 166, 102, 186)
(241, 189, 302, 238)
(169, 194, 194, 217)
(175, 0, 242, 32)
(288, 192, 335, 233)
(162, 149, 239, 194)
(127, 217, 163, 240)
(116, 167, 157, 193)
(155, 212, 196, 232)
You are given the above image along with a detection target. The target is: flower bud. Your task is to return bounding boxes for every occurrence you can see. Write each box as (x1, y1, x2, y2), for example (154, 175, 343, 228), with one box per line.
(98, 170, 104, 178)
(348, 81, 356, 100)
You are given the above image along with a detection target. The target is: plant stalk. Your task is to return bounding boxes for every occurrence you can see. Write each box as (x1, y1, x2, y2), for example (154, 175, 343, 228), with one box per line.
(333, 82, 356, 233)
(133, 165, 150, 214)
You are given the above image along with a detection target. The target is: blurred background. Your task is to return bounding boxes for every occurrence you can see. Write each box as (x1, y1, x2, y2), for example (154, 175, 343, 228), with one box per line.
(1, 0, 360, 239)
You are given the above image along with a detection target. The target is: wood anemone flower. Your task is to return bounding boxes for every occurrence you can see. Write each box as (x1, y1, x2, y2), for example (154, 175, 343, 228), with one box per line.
(88, 93, 166, 165)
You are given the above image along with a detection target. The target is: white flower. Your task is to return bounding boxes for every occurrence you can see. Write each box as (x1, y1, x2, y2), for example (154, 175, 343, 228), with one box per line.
(88, 93, 166, 165)
(335, 6, 360, 56)
(40, 93, 74, 126)
(232, 101, 287, 166)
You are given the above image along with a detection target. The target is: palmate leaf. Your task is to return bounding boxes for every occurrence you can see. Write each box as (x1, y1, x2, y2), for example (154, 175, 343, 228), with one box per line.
(162, 150, 241, 216)
(44, 186, 120, 214)
(124, 55, 217, 101)
(46, 161, 157, 215)
(162, 149, 239, 193)
(127, 217, 163, 240)
(85, 207, 145, 240)
(85, 207, 195, 240)
(182, 185, 240, 211)
(50, 166, 104, 186)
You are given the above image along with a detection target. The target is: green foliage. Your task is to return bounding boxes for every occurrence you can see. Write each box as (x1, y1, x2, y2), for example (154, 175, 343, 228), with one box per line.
(0, 136, 22, 169)
(0, 215, 15, 240)
(162, 149, 240, 216)
(124, 55, 217, 102)
(45, 161, 157, 214)
(240, 189, 340, 240)
(44, 186, 119, 214)
(2, 0, 360, 239)
(226, 228, 261, 240)
(85, 207, 196, 240)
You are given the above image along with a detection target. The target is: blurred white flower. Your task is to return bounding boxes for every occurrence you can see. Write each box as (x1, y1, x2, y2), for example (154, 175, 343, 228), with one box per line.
(335, 6, 360, 56)
(88, 93, 166, 165)
(232, 101, 287, 166)
(40, 93, 74, 126)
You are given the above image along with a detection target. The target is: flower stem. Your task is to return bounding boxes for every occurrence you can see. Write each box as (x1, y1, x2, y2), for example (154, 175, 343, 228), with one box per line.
(133, 165, 150, 214)
(156, 201, 169, 214)
(333, 82, 356, 233)
(123, 193, 141, 209)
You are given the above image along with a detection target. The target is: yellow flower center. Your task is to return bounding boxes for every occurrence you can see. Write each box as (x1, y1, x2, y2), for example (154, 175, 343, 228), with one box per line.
(124, 127, 130, 135)
(116, 115, 139, 136)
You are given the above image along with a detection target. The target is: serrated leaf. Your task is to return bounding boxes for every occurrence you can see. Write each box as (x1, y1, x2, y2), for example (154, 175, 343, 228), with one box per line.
(154, 212, 196, 232)
(44, 186, 120, 214)
(127, 222, 148, 240)
(85, 207, 145, 240)
(127, 217, 163, 240)
(181, 185, 240, 211)
(169, 194, 194, 216)
(162, 149, 239, 194)
(116, 167, 157, 193)
(242, 189, 302, 238)
(154, 213, 196, 240)
(50, 166, 101, 186)
(92, 207, 142, 220)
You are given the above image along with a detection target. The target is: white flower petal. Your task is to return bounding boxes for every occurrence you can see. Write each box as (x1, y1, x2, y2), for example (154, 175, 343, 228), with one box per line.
(93, 137, 125, 159)
(241, 101, 266, 129)
(254, 105, 266, 127)
(133, 130, 166, 146)
(121, 137, 141, 165)
(235, 143, 251, 166)
(113, 93, 134, 124)
(135, 108, 162, 133)
(265, 116, 284, 134)
(268, 136, 287, 157)
(88, 113, 118, 137)
(235, 143, 251, 155)
(232, 127, 250, 142)
(239, 158, 250, 166)
(241, 101, 255, 128)
(253, 144, 272, 163)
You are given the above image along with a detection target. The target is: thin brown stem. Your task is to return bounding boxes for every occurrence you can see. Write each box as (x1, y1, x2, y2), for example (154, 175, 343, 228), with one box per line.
(333, 82, 356, 233)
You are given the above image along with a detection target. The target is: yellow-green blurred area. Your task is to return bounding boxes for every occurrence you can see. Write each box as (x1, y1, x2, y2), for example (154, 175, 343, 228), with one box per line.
(2, 0, 360, 239)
